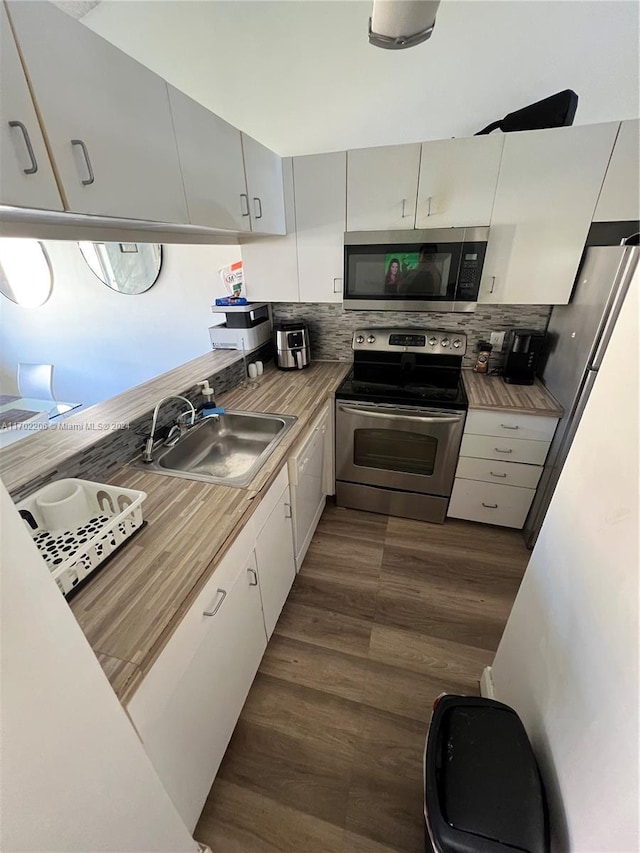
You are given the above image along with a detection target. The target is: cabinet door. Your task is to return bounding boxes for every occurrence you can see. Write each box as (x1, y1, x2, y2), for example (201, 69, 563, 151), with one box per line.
(241, 158, 299, 301)
(168, 85, 250, 231)
(7, 1, 188, 222)
(294, 152, 346, 303)
(0, 3, 62, 210)
(241, 132, 286, 235)
(593, 119, 640, 222)
(478, 122, 618, 305)
(415, 135, 503, 228)
(128, 551, 266, 832)
(347, 143, 421, 231)
(255, 483, 296, 637)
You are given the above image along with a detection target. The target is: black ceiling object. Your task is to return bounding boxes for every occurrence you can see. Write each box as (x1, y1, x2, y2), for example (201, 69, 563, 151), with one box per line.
(475, 90, 579, 135)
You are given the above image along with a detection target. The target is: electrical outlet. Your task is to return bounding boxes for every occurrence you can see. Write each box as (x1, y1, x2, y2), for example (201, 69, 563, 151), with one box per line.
(490, 331, 506, 352)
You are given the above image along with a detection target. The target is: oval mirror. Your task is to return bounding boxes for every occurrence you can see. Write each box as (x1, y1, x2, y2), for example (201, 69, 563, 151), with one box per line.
(78, 242, 162, 294)
(0, 238, 53, 307)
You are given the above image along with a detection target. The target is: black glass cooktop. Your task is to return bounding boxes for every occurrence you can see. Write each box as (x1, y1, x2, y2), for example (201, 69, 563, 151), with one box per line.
(336, 370, 468, 410)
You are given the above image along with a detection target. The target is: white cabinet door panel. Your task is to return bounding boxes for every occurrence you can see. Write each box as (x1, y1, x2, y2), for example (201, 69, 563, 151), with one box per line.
(455, 456, 543, 489)
(0, 4, 62, 211)
(7, 1, 188, 222)
(460, 434, 550, 466)
(168, 85, 249, 231)
(127, 550, 266, 832)
(255, 483, 296, 637)
(295, 152, 346, 303)
(479, 122, 618, 304)
(416, 135, 503, 228)
(465, 410, 558, 442)
(593, 119, 640, 222)
(347, 143, 421, 231)
(242, 132, 286, 235)
(448, 478, 535, 528)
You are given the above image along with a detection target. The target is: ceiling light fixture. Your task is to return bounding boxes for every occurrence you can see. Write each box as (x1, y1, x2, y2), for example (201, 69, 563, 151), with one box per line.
(369, 0, 441, 49)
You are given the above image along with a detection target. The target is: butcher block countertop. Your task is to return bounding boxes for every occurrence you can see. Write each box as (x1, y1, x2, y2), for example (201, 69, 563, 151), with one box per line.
(68, 361, 350, 704)
(462, 370, 563, 417)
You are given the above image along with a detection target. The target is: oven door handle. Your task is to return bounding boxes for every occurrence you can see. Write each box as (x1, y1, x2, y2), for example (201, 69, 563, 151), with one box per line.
(337, 405, 462, 424)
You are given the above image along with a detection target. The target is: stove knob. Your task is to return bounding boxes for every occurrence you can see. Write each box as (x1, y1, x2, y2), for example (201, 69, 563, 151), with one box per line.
(355, 335, 365, 344)
(428, 337, 437, 346)
(452, 338, 462, 349)
(441, 338, 450, 347)
(367, 335, 376, 344)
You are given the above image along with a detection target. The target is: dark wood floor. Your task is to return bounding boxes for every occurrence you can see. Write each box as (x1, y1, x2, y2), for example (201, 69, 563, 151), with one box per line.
(195, 502, 530, 853)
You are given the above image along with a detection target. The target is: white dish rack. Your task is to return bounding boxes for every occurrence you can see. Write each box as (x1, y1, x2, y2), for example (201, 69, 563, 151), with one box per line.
(17, 478, 146, 596)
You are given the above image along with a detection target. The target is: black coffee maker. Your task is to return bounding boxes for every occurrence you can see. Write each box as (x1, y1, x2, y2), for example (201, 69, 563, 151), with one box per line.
(503, 329, 545, 385)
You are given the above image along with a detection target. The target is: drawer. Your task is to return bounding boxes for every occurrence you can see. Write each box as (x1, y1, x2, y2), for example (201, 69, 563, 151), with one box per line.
(456, 456, 543, 489)
(465, 410, 558, 442)
(126, 519, 256, 718)
(460, 434, 550, 465)
(448, 479, 535, 528)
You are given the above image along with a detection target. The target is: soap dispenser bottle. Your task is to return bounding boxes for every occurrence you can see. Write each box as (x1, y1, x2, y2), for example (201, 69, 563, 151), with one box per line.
(196, 381, 223, 418)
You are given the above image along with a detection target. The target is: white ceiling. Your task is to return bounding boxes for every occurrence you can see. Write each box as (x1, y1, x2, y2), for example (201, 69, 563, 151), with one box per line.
(81, 0, 640, 156)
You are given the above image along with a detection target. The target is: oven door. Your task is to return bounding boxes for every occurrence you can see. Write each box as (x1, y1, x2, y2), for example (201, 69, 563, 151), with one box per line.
(335, 401, 466, 496)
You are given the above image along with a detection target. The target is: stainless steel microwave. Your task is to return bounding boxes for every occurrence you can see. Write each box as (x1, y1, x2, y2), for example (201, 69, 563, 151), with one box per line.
(343, 227, 489, 312)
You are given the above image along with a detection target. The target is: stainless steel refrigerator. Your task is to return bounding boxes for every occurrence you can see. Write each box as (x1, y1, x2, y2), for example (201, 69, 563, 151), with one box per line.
(524, 237, 639, 547)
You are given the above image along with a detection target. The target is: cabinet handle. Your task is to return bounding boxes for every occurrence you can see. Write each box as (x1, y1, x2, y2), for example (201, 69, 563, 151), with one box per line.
(333, 277, 343, 294)
(500, 424, 519, 430)
(489, 471, 507, 478)
(401, 198, 409, 218)
(482, 502, 499, 509)
(427, 195, 432, 217)
(9, 121, 38, 174)
(489, 275, 496, 294)
(203, 588, 227, 617)
(247, 567, 258, 587)
(284, 502, 292, 519)
(253, 197, 263, 219)
(494, 447, 513, 454)
(71, 139, 95, 186)
(240, 193, 250, 217)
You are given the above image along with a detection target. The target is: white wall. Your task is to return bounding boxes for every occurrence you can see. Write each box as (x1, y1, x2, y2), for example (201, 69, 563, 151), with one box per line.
(490, 270, 639, 850)
(0, 481, 199, 853)
(84, 1, 640, 156)
(0, 241, 240, 405)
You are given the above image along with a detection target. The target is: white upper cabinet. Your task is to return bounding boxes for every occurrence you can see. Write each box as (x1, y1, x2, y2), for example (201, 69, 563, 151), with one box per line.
(7, 1, 188, 222)
(241, 157, 298, 301)
(167, 85, 250, 231)
(294, 151, 346, 303)
(241, 133, 286, 235)
(479, 122, 619, 305)
(0, 3, 62, 211)
(347, 143, 421, 231)
(415, 135, 504, 228)
(593, 119, 640, 222)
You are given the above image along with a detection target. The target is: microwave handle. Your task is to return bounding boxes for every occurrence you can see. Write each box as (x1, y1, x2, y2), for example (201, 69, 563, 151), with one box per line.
(337, 404, 462, 424)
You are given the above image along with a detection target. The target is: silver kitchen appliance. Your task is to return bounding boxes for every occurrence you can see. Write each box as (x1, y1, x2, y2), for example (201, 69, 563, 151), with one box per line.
(335, 329, 468, 523)
(524, 232, 639, 547)
(274, 321, 311, 370)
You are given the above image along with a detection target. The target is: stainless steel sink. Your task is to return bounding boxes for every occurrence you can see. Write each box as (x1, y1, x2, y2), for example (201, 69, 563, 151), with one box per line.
(133, 411, 297, 487)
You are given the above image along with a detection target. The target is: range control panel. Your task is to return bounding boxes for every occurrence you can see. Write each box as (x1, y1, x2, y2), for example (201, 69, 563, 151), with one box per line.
(352, 329, 467, 356)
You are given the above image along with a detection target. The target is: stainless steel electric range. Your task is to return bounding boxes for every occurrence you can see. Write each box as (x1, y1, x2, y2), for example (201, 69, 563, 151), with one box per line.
(335, 328, 468, 523)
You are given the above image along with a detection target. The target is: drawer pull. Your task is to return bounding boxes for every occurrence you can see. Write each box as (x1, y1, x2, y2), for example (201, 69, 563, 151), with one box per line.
(284, 502, 292, 519)
(494, 447, 513, 454)
(482, 502, 499, 509)
(247, 567, 258, 587)
(203, 588, 226, 617)
(500, 424, 519, 430)
(9, 121, 38, 174)
(489, 471, 507, 478)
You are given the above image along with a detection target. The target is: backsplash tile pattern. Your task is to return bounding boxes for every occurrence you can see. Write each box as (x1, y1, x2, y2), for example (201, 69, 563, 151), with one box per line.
(272, 303, 552, 369)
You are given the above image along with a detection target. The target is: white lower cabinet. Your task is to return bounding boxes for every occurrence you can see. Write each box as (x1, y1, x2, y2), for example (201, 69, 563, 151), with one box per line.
(448, 409, 558, 529)
(254, 476, 296, 638)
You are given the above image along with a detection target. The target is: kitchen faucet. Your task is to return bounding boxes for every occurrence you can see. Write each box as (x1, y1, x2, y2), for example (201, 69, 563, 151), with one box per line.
(142, 395, 196, 463)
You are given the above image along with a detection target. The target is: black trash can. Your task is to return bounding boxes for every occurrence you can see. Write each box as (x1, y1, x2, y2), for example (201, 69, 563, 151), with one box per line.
(424, 694, 549, 853)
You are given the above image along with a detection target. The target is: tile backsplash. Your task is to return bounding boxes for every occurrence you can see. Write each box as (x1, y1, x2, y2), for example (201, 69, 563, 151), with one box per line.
(272, 303, 552, 369)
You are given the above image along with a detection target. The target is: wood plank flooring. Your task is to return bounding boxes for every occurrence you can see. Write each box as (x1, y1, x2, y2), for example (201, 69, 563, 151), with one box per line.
(195, 503, 530, 853)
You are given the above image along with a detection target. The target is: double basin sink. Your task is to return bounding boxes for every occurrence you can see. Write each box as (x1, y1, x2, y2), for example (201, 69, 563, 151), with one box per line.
(134, 411, 297, 488)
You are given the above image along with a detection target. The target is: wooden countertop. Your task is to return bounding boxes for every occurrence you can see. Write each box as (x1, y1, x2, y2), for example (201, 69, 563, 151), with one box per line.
(68, 361, 350, 704)
(0, 349, 246, 495)
(462, 370, 563, 417)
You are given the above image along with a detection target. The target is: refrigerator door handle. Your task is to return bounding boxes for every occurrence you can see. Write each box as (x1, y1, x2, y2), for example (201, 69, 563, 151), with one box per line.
(590, 247, 638, 369)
